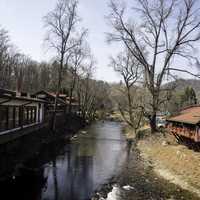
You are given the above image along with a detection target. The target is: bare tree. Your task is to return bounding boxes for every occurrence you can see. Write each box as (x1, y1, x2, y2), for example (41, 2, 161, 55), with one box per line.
(13, 54, 26, 92)
(111, 49, 144, 135)
(23, 60, 40, 93)
(67, 40, 89, 114)
(44, 0, 86, 129)
(108, 0, 200, 132)
(0, 28, 12, 89)
(75, 56, 97, 121)
(39, 62, 52, 91)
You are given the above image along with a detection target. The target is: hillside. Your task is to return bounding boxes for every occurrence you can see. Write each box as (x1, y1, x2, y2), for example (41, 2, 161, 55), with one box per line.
(167, 79, 200, 100)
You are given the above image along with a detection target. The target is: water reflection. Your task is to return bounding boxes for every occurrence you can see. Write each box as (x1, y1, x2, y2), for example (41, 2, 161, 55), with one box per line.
(0, 121, 126, 200)
(42, 148, 94, 200)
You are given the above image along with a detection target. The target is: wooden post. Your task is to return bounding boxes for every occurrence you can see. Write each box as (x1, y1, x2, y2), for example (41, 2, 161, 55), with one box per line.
(31, 107, 33, 123)
(38, 104, 41, 123)
(19, 106, 23, 128)
(26, 107, 29, 124)
(13, 106, 16, 128)
(6, 106, 9, 130)
(34, 107, 36, 123)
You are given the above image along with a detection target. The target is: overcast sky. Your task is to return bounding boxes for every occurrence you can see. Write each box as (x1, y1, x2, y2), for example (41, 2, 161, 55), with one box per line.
(1, 0, 199, 83)
(0, 0, 121, 82)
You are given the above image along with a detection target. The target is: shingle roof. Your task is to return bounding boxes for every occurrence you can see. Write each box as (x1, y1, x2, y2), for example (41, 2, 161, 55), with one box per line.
(167, 105, 200, 125)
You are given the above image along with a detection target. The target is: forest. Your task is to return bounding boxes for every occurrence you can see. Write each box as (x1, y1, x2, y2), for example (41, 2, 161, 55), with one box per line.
(1, 0, 200, 132)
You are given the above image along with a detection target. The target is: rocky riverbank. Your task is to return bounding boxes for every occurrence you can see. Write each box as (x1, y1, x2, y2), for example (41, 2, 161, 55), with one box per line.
(92, 128, 199, 200)
(137, 132, 200, 198)
(92, 150, 199, 199)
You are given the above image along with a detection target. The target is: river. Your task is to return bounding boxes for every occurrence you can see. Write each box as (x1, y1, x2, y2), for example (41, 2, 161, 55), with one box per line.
(0, 121, 199, 200)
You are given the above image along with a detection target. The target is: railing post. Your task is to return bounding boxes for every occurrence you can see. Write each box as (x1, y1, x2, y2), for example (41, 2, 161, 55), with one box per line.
(13, 106, 16, 128)
(6, 106, 9, 130)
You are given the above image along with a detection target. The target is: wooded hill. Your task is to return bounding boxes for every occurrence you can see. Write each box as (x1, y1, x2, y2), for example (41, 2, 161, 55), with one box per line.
(167, 79, 200, 100)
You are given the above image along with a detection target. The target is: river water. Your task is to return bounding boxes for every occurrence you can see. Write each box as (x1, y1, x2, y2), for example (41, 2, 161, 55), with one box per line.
(0, 121, 199, 200)
(0, 121, 127, 200)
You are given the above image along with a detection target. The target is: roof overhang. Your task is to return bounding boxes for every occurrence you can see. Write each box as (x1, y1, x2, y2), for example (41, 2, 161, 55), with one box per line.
(0, 94, 47, 106)
(34, 90, 67, 105)
(167, 119, 200, 125)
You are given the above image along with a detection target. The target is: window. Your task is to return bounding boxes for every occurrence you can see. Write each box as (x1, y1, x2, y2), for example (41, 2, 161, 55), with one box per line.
(0, 106, 8, 131)
(0, 105, 38, 132)
(15, 107, 19, 127)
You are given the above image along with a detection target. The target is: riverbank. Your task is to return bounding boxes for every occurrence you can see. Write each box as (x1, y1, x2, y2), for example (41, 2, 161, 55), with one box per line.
(105, 113, 200, 198)
(106, 111, 124, 122)
(91, 122, 199, 200)
(137, 131, 200, 198)
(92, 130, 199, 200)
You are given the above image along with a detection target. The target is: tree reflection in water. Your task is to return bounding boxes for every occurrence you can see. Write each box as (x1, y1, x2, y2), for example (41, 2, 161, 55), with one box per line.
(0, 121, 126, 200)
(42, 143, 94, 200)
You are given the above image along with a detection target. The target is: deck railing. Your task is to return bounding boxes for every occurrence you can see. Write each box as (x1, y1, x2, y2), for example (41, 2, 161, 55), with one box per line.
(168, 125, 196, 140)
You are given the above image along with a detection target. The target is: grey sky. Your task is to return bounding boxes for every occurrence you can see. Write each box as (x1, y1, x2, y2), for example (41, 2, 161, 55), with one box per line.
(1, 0, 199, 83)
(0, 0, 120, 82)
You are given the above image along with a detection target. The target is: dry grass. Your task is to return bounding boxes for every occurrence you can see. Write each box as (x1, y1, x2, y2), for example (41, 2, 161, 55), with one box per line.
(138, 133, 200, 195)
(123, 124, 150, 140)
(123, 125, 135, 139)
(109, 111, 124, 122)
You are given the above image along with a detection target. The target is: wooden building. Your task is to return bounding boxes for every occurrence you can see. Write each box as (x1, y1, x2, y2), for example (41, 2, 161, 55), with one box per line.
(34, 90, 80, 114)
(167, 105, 200, 142)
(34, 91, 67, 112)
(0, 89, 46, 134)
(0, 89, 82, 145)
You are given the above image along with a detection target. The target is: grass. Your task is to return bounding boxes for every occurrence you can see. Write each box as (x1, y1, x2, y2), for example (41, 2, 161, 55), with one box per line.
(123, 125, 135, 139)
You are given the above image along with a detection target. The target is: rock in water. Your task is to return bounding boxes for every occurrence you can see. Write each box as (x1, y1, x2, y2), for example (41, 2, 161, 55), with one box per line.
(81, 131, 87, 134)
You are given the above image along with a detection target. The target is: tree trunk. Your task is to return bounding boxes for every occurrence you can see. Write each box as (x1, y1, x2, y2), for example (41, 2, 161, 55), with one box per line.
(150, 88, 158, 134)
(52, 55, 63, 131)
(127, 86, 134, 125)
(150, 112, 157, 134)
(68, 87, 73, 115)
(68, 77, 76, 115)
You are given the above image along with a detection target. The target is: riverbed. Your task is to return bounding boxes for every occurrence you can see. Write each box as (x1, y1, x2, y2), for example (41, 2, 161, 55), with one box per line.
(0, 121, 199, 200)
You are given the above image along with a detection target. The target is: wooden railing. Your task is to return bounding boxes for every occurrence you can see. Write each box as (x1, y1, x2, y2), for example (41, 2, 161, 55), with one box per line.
(168, 125, 196, 140)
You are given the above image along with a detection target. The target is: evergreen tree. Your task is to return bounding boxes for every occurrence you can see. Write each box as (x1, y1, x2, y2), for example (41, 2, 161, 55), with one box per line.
(181, 87, 197, 106)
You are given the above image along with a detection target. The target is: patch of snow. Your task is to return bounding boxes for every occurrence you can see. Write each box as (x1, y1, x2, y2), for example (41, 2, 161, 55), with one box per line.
(122, 185, 135, 190)
(106, 185, 121, 200)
